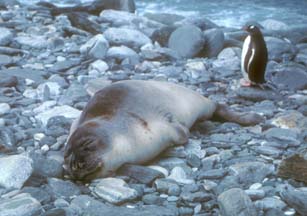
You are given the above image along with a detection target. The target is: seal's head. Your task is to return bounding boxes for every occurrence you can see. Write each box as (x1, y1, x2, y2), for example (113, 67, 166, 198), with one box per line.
(63, 122, 109, 181)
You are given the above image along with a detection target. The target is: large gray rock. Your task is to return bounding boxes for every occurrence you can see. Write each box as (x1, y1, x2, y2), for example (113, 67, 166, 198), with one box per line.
(80, 34, 109, 59)
(280, 185, 307, 216)
(261, 19, 289, 31)
(104, 28, 151, 49)
(202, 28, 225, 57)
(218, 188, 257, 216)
(265, 37, 295, 62)
(0, 193, 42, 216)
(0, 155, 33, 190)
(0, 27, 13, 46)
(268, 63, 307, 90)
(91, 178, 138, 204)
(229, 162, 274, 187)
(168, 25, 205, 58)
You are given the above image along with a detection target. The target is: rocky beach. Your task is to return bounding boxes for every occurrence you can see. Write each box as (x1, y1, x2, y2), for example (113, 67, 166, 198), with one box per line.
(0, 0, 307, 215)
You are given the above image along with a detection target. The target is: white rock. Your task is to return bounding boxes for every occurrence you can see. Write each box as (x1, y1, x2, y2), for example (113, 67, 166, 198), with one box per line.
(0, 103, 10, 116)
(23, 89, 38, 99)
(80, 34, 109, 59)
(167, 166, 194, 185)
(106, 45, 139, 61)
(34, 133, 45, 142)
(36, 105, 81, 126)
(90, 60, 109, 74)
(41, 144, 49, 153)
(33, 101, 57, 114)
(104, 27, 151, 49)
(0, 155, 33, 189)
(0, 27, 13, 46)
(92, 178, 138, 204)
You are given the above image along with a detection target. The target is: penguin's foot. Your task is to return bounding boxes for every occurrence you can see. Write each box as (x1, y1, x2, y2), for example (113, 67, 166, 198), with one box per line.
(240, 78, 252, 87)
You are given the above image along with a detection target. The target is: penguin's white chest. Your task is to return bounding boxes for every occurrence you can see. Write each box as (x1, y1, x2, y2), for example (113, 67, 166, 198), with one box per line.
(241, 35, 255, 80)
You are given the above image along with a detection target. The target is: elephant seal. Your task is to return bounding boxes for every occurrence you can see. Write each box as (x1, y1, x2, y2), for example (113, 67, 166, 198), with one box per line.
(64, 80, 263, 181)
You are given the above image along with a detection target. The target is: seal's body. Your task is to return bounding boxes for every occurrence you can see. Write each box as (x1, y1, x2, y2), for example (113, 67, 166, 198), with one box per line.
(241, 25, 268, 86)
(64, 80, 262, 181)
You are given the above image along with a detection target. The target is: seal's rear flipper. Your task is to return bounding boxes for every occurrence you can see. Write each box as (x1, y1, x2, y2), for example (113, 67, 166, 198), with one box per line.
(85, 79, 112, 97)
(213, 104, 264, 126)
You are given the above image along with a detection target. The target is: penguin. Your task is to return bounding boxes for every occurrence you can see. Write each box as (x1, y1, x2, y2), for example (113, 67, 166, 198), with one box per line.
(241, 25, 268, 87)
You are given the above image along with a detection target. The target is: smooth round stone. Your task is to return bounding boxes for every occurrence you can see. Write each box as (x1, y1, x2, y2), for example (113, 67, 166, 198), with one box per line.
(0, 103, 10, 116)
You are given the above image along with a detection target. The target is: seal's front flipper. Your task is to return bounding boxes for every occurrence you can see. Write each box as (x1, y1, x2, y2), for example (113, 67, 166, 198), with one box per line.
(170, 122, 189, 146)
(85, 78, 112, 97)
(213, 104, 264, 126)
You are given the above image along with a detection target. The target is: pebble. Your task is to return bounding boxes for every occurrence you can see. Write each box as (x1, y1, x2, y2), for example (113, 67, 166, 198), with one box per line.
(91, 178, 138, 204)
(167, 166, 194, 185)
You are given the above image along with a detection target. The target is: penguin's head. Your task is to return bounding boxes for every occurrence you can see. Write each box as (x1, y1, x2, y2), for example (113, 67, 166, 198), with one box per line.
(244, 25, 262, 36)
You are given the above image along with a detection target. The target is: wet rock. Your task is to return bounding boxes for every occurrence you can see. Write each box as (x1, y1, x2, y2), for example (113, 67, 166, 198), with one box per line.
(218, 188, 257, 216)
(118, 164, 164, 184)
(0, 27, 13, 46)
(104, 27, 151, 49)
(35, 105, 81, 126)
(92, 178, 138, 204)
(265, 37, 295, 62)
(0, 155, 33, 190)
(106, 45, 139, 63)
(212, 47, 241, 77)
(80, 34, 109, 59)
(168, 25, 205, 58)
(280, 185, 307, 216)
(261, 19, 289, 31)
(254, 197, 286, 211)
(0, 193, 42, 216)
(229, 162, 274, 187)
(202, 28, 224, 57)
(47, 178, 81, 198)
